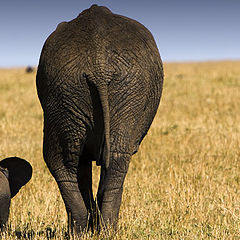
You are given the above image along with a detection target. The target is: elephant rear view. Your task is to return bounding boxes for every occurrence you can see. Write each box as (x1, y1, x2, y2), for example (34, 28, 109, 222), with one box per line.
(36, 4, 163, 234)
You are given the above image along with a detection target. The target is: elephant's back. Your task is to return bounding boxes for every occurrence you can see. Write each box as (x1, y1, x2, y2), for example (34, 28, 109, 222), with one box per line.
(38, 4, 162, 82)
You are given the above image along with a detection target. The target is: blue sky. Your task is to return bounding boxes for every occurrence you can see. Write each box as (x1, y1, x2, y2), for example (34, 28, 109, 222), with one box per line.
(0, 0, 239, 67)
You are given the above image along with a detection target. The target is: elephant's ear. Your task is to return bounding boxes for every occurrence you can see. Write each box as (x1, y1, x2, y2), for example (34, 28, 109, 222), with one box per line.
(0, 157, 32, 198)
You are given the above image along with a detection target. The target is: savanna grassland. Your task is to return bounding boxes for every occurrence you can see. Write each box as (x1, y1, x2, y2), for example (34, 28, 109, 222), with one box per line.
(0, 61, 240, 239)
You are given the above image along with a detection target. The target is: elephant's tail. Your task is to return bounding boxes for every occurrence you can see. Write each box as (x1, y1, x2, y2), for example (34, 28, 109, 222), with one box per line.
(97, 83, 110, 169)
(86, 74, 110, 169)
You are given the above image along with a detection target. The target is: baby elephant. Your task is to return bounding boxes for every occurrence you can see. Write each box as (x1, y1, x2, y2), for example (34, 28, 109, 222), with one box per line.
(0, 157, 32, 230)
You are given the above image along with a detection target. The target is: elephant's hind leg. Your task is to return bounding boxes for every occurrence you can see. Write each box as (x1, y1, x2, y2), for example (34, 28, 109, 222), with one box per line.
(43, 124, 90, 234)
(54, 167, 90, 235)
(97, 151, 131, 230)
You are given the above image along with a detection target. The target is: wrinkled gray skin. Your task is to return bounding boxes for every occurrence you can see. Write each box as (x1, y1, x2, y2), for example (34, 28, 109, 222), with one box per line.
(0, 168, 10, 230)
(36, 4, 164, 234)
(0, 157, 32, 230)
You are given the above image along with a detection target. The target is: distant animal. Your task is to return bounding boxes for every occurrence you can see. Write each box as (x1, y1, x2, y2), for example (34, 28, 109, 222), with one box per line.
(0, 157, 32, 230)
(36, 4, 164, 234)
(25, 66, 34, 73)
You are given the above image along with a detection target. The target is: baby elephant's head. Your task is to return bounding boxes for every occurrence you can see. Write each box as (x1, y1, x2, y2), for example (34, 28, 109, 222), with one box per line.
(0, 157, 32, 230)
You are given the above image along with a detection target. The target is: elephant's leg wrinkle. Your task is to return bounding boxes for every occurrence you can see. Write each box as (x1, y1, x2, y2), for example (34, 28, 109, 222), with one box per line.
(97, 152, 131, 229)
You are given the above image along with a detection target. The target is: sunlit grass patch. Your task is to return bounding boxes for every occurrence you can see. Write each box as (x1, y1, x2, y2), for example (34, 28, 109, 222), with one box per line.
(0, 61, 240, 239)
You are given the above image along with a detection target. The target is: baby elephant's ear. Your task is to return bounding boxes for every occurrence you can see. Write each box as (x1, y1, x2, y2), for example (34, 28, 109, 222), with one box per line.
(0, 157, 32, 198)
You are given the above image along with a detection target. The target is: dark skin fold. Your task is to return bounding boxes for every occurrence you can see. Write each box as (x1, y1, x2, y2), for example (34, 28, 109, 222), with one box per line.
(36, 4, 164, 235)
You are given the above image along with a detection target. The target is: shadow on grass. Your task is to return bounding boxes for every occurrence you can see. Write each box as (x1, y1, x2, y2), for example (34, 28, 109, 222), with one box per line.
(3, 226, 69, 240)
(2, 222, 117, 239)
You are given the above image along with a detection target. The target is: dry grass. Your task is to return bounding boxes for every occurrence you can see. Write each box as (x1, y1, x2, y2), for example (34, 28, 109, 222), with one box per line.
(0, 61, 240, 239)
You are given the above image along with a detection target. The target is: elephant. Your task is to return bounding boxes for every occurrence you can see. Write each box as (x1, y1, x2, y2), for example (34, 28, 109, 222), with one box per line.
(0, 157, 32, 230)
(36, 4, 164, 234)
(25, 66, 34, 73)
